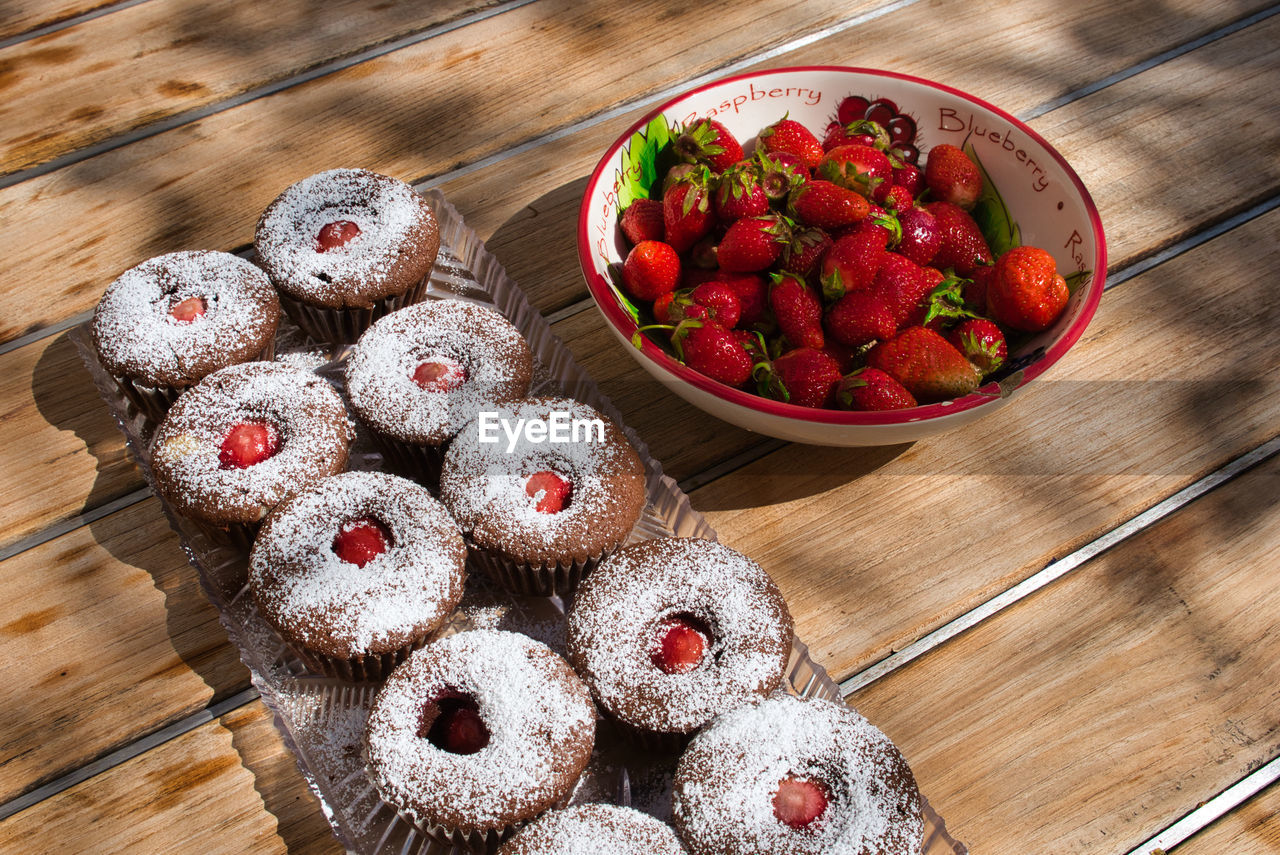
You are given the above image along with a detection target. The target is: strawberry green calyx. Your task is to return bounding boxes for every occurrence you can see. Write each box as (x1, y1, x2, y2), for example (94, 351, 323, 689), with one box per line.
(819, 158, 882, 198)
(921, 274, 979, 327)
(873, 211, 903, 248)
(845, 119, 890, 149)
(675, 119, 726, 162)
(752, 359, 789, 403)
(631, 322, 676, 351)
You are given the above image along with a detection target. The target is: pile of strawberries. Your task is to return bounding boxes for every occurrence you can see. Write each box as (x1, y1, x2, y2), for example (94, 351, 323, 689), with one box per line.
(617, 95, 1070, 411)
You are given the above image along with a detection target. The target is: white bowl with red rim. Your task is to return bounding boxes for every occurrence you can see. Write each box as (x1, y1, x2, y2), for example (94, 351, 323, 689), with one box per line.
(577, 66, 1106, 446)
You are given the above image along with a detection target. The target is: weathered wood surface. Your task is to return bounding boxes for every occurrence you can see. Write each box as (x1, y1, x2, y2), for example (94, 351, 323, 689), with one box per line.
(2, 0, 1275, 343)
(1176, 783, 1280, 854)
(848, 452, 1280, 853)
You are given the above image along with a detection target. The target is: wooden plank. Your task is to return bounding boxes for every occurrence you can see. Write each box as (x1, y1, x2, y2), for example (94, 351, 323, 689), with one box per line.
(2, 0, 1275, 342)
(1176, 781, 1280, 854)
(692, 206, 1280, 680)
(0, 0, 126, 44)
(0, 0, 509, 177)
(845, 452, 1280, 853)
(0, 497, 247, 805)
(2, 0, 1276, 551)
(0, 701, 340, 854)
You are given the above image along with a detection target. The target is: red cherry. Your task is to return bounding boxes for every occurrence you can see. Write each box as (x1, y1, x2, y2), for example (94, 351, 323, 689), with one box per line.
(332, 516, 392, 568)
(422, 692, 489, 755)
(217, 421, 280, 470)
(525, 470, 571, 514)
(650, 614, 709, 674)
(316, 220, 361, 252)
(411, 359, 466, 392)
(169, 296, 207, 323)
(773, 776, 830, 829)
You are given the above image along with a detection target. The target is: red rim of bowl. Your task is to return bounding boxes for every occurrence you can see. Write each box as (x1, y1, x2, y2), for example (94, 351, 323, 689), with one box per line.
(577, 65, 1107, 427)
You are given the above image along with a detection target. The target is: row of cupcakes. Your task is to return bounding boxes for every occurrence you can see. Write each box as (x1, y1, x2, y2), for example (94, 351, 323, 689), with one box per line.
(91, 168, 439, 422)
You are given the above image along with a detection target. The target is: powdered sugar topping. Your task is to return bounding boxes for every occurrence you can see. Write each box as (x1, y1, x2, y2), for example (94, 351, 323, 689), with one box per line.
(496, 803, 687, 854)
(672, 694, 923, 855)
(249, 471, 466, 657)
(364, 630, 596, 832)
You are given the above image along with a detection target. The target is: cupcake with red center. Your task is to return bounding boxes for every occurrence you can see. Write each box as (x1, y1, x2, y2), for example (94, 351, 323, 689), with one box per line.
(91, 250, 280, 421)
(254, 168, 440, 345)
(345, 300, 534, 482)
(149, 361, 354, 549)
(671, 693, 923, 855)
(364, 629, 597, 850)
(248, 471, 466, 681)
(566, 537, 793, 749)
(438, 397, 646, 596)
(495, 803, 688, 854)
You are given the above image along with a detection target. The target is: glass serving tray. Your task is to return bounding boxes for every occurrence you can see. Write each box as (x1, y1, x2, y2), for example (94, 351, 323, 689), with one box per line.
(73, 188, 967, 855)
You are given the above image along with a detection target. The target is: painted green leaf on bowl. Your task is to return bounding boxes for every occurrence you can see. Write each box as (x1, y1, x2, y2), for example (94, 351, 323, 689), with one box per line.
(615, 115, 678, 211)
(965, 142, 1021, 258)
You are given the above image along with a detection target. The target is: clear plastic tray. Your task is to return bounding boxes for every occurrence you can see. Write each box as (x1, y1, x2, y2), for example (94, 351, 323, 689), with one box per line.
(73, 189, 967, 854)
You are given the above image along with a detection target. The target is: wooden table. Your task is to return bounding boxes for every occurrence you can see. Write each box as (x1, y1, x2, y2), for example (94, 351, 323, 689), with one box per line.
(2, 0, 1278, 851)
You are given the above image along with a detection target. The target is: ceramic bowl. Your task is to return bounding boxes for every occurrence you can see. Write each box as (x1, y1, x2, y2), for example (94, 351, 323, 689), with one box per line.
(577, 66, 1106, 446)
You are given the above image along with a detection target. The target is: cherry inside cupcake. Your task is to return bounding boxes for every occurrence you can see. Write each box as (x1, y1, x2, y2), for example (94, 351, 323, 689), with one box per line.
(315, 219, 362, 252)
(525, 470, 572, 513)
(411, 357, 466, 392)
(168, 296, 207, 323)
(332, 516, 393, 568)
(218, 420, 280, 469)
(419, 689, 490, 755)
(650, 613, 712, 674)
(772, 775, 831, 829)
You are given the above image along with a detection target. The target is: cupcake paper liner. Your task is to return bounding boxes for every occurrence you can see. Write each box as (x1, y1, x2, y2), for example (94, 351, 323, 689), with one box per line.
(279, 271, 431, 346)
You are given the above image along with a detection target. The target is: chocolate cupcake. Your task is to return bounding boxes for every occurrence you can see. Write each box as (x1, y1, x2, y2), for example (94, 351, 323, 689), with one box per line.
(254, 168, 440, 345)
(566, 537, 793, 749)
(364, 629, 597, 850)
(345, 300, 534, 482)
(671, 694, 923, 855)
(91, 250, 280, 422)
(438, 397, 647, 596)
(149, 361, 354, 550)
(248, 471, 467, 681)
(496, 804, 688, 854)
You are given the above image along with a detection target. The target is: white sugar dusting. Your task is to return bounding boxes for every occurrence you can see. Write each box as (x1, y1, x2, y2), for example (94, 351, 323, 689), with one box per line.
(496, 803, 687, 854)
(345, 300, 533, 445)
(567, 538, 792, 734)
(91, 250, 279, 387)
(672, 694, 923, 855)
(249, 471, 466, 656)
(365, 630, 596, 831)
(255, 169, 437, 305)
(150, 362, 354, 524)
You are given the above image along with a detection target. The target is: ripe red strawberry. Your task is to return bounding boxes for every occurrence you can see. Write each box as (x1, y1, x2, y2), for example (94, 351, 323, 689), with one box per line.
(925, 143, 983, 210)
(424, 693, 489, 755)
(822, 118, 889, 151)
(689, 281, 742, 329)
(819, 143, 894, 202)
(526, 470, 572, 513)
(759, 116, 825, 169)
(316, 220, 361, 251)
(779, 226, 832, 278)
(892, 161, 924, 198)
(883, 183, 913, 213)
(926, 201, 993, 275)
(717, 214, 790, 272)
(820, 230, 884, 299)
(755, 149, 808, 202)
(963, 265, 995, 312)
(866, 326, 982, 402)
(895, 205, 941, 266)
(789, 179, 871, 229)
(824, 290, 897, 348)
(758, 347, 843, 408)
(947, 318, 1007, 375)
(412, 358, 466, 391)
(650, 615, 708, 673)
(332, 516, 392, 567)
(986, 245, 1069, 331)
(773, 776, 831, 829)
(836, 367, 918, 411)
(715, 163, 769, 221)
(710, 273, 768, 328)
(622, 240, 681, 301)
(652, 289, 706, 324)
(675, 321, 754, 387)
(218, 421, 280, 469)
(871, 253, 933, 328)
(821, 339, 859, 373)
(674, 118, 743, 172)
(663, 166, 715, 253)
(768, 273, 824, 349)
(619, 197, 665, 245)
(169, 296, 206, 323)
(839, 203, 899, 249)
